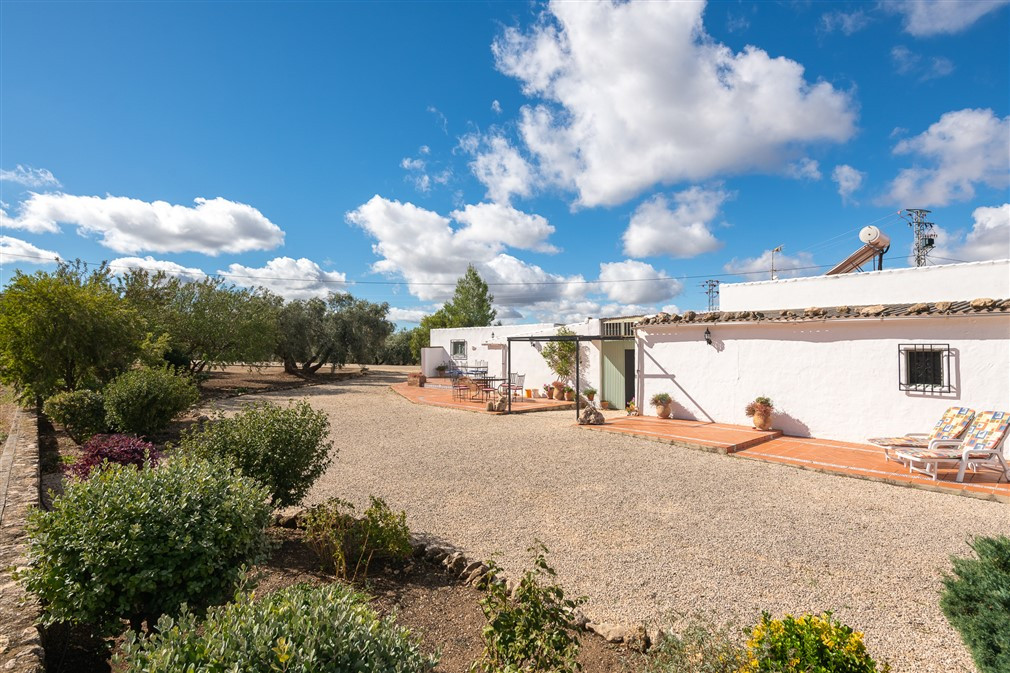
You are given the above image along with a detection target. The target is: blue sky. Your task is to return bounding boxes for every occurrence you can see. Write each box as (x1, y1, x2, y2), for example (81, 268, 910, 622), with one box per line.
(2, 0, 1008, 325)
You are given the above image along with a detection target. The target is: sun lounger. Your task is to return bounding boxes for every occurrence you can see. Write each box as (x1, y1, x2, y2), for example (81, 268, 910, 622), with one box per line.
(868, 406, 975, 462)
(893, 410, 1010, 482)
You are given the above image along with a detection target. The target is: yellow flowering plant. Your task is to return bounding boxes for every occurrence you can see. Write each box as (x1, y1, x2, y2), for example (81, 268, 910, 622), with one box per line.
(742, 612, 889, 673)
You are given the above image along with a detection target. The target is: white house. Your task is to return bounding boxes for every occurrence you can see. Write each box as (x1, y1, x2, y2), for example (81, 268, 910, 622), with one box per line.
(636, 259, 1010, 443)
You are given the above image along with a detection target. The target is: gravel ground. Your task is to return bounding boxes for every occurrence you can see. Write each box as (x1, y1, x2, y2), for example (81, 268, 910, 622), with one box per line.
(219, 368, 1005, 673)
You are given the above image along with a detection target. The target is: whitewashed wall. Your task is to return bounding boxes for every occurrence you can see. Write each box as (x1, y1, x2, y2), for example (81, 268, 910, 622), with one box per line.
(430, 320, 604, 395)
(637, 314, 1010, 444)
(720, 259, 1010, 312)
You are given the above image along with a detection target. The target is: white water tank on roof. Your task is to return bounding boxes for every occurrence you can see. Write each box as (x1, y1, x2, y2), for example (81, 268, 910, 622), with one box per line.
(859, 225, 890, 250)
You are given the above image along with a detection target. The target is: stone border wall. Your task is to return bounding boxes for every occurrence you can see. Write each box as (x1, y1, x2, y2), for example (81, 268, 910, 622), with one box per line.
(0, 409, 44, 672)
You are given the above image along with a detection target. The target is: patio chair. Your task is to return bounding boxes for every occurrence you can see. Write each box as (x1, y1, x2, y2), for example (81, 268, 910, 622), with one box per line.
(868, 406, 975, 462)
(893, 410, 1010, 482)
(451, 376, 471, 402)
(499, 373, 525, 400)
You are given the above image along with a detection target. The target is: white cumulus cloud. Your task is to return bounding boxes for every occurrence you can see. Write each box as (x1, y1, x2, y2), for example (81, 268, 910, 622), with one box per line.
(891, 46, 955, 80)
(219, 257, 347, 300)
(0, 235, 60, 264)
(598, 260, 683, 304)
(0, 165, 62, 188)
(463, 133, 535, 204)
(832, 164, 865, 205)
(786, 158, 822, 181)
(4, 193, 285, 254)
(108, 256, 206, 282)
(933, 204, 1010, 263)
(724, 249, 816, 280)
(493, 0, 856, 207)
(451, 202, 557, 253)
(883, 108, 1010, 207)
(884, 0, 1009, 36)
(622, 187, 729, 259)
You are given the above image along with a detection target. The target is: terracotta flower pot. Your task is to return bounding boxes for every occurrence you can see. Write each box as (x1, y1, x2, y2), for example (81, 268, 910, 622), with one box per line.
(751, 411, 772, 430)
(545, 388, 555, 400)
(564, 391, 574, 401)
(601, 401, 611, 410)
(656, 404, 672, 419)
(586, 393, 595, 401)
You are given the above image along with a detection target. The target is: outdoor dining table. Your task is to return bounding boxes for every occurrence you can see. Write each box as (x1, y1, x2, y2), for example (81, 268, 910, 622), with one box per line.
(470, 375, 503, 401)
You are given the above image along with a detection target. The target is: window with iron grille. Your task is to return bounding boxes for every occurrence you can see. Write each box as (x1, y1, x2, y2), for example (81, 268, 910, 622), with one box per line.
(450, 340, 467, 358)
(603, 321, 636, 337)
(898, 344, 951, 392)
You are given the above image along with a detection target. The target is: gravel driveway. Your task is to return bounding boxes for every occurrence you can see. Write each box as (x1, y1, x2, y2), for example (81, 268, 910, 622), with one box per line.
(225, 368, 1005, 673)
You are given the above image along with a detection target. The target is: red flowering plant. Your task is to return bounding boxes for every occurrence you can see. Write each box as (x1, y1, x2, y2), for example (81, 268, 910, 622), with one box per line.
(69, 434, 161, 480)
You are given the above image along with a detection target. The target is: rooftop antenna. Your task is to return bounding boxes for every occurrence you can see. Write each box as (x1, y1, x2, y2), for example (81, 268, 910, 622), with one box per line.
(700, 279, 720, 311)
(902, 208, 936, 267)
(770, 245, 784, 280)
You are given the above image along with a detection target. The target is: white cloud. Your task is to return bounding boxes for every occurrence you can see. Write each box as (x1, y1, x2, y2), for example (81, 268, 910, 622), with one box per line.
(622, 187, 728, 259)
(890, 46, 954, 80)
(832, 164, 865, 205)
(0, 165, 61, 189)
(821, 9, 872, 35)
(388, 307, 431, 323)
(419, 145, 431, 155)
(5, 193, 284, 254)
(884, 0, 1009, 36)
(933, 203, 1010, 262)
(0, 235, 60, 264)
(427, 106, 448, 133)
(883, 108, 1010, 207)
(107, 256, 206, 282)
(491, 99, 502, 114)
(598, 260, 683, 304)
(724, 249, 816, 280)
(401, 157, 425, 171)
(463, 133, 535, 204)
(219, 256, 347, 300)
(786, 158, 822, 181)
(451, 202, 558, 253)
(401, 152, 451, 194)
(493, 0, 856, 207)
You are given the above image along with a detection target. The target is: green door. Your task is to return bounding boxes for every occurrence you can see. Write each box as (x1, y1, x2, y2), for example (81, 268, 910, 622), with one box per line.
(601, 340, 633, 408)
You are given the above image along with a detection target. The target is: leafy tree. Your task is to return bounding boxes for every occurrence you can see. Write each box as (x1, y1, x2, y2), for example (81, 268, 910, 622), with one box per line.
(0, 262, 142, 405)
(444, 264, 496, 327)
(328, 292, 394, 365)
(120, 271, 280, 373)
(275, 298, 337, 374)
(381, 329, 416, 365)
(409, 309, 451, 362)
(541, 327, 578, 383)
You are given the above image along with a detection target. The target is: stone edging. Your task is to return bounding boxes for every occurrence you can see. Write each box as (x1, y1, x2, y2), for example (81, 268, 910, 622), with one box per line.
(0, 409, 45, 672)
(273, 511, 656, 652)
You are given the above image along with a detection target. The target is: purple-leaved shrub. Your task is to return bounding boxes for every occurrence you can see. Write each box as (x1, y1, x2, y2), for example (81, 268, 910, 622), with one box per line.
(70, 433, 160, 479)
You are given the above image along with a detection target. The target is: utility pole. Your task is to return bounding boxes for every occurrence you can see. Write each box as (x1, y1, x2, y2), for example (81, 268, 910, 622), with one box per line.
(770, 245, 784, 280)
(903, 208, 936, 267)
(700, 279, 720, 311)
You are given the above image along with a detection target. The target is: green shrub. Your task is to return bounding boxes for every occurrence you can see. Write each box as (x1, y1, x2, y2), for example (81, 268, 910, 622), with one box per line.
(940, 535, 1010, 673)
(646, 618, 748, 673)
(743, 612, 888, 673)
(472, 542, 586, 673)
(302, 496, 411, 580)
(103, 367, 199, 437)
(116, 582, 437, 673)
(43, 389, 106, 443)
(179, 400, 333, 507)
(649, 392, 672, 407)
(18, 457, 272, 636)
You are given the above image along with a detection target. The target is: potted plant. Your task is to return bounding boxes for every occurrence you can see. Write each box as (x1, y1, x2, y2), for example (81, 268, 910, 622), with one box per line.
(435, 364, 447, 377)
(543, 383, 555, 400)
(650, 392, 673, 419)
(745, 396, 774, 430)
(563, 386, 575, 401)
(601, 400, 612, 410)
(625, 398, 638, 416)
(583, 387, 596, 402)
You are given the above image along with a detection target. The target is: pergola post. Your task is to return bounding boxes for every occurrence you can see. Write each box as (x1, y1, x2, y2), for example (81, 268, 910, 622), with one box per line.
(507, 339, 512, 414)
(574, 340, 580, 421)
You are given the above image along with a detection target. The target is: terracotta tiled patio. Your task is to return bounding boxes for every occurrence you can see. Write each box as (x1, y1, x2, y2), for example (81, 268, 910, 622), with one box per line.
(580, 416, 1010, 502)
(391, 382, 574, 414)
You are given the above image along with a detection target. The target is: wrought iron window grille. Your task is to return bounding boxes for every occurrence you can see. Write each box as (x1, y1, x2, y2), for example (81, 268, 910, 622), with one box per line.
(898, 343, 951, 393)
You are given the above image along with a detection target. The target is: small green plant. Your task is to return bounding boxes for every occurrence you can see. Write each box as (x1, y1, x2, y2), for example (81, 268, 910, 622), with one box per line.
(17, 457, 272, 636)
(743, 612, 889, 673)
(302, 496, 411, 580)
(42, 389, 106, 443)
(103, 367, 199, 437)
(178, 400, 333, 507)
(115, 582, 437, 672)
(646, 617, 748, 673)
(562, 386, 573, 394)
(744, 396, 774, 417)
(583, 387, 596, 396)
(940, 535, 1010, 673)
(650, 392, 672, 407)
(471, 542, 586, 673)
